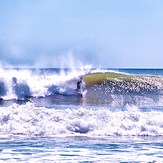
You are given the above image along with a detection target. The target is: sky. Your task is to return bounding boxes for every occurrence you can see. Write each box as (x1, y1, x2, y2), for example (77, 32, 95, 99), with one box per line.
(0, 0, 163, 68)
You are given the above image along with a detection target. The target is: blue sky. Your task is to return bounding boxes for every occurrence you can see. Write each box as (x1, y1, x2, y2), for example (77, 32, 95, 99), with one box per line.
(0, 0, 163, 68)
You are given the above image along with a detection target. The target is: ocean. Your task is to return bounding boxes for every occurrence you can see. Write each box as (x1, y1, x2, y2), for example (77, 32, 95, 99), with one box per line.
(0, 68, 163, 162)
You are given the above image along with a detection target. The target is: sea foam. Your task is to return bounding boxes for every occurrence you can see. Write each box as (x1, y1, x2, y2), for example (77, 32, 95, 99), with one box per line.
(0, 103, 163, 137)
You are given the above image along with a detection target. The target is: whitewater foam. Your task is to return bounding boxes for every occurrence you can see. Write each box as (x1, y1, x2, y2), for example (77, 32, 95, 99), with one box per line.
(0, 68, 90, 99)
(0, 103, 163, 137)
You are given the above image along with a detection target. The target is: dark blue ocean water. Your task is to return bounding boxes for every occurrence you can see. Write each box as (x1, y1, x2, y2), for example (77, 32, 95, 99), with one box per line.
(116, 68, 163, 76)
(0, 68, 163, 162)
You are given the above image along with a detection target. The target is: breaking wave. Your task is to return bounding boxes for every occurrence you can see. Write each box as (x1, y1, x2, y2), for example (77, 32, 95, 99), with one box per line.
(0, 68, 163, 107)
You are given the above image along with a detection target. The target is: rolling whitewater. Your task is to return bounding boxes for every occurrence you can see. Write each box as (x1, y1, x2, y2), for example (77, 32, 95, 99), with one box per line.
(0, 68, 163, 162)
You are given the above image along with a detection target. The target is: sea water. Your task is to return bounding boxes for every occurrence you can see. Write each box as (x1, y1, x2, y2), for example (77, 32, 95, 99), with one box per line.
(0, 68, 163, 162)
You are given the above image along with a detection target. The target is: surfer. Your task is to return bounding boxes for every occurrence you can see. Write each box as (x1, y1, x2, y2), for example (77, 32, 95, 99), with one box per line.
(76, 77, 85, 92)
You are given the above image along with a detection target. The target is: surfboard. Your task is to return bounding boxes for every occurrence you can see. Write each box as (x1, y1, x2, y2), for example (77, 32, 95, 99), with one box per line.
(75, 90, 87, 97)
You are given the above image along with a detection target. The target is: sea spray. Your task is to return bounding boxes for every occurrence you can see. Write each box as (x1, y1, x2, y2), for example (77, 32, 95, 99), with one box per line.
(0, 67, 90, 99)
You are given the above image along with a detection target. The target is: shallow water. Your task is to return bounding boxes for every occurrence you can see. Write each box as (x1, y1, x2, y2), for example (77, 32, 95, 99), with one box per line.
(0, 135, 163, 162)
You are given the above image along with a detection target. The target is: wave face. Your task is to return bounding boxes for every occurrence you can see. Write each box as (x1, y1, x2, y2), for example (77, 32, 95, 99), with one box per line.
(84, 72, 163, 94)
(83, 72, 163, 107)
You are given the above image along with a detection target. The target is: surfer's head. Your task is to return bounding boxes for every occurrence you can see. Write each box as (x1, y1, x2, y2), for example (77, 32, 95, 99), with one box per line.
(80, 77, 83, 81)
